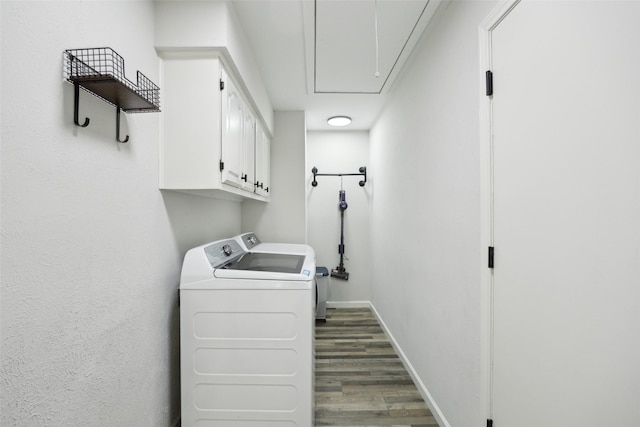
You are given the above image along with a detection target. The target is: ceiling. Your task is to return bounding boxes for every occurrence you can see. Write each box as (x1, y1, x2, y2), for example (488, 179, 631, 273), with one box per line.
(232, 0, 441, 131)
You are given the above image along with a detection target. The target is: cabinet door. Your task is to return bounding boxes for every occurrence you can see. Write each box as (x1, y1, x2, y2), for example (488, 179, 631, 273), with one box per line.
(161, 57, 221, 189)
(241, 110, 256, 192)
(255, 125, 271, 197)
(220, 69, 244, 188)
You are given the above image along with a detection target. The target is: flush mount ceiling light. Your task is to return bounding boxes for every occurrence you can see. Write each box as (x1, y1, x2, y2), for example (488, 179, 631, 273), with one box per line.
(327, 116, 352, 127)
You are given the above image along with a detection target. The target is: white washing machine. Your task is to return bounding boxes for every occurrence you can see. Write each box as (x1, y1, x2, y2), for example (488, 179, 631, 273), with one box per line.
(179, 233, 315, 427)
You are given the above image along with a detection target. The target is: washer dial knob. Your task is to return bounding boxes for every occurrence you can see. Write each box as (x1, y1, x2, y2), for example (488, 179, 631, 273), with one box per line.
(222, 244, 233, 256)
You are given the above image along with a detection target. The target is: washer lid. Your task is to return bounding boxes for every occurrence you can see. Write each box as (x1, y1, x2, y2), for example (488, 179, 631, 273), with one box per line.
(221, 252, 305, 273)
(213, 252, 315, 281)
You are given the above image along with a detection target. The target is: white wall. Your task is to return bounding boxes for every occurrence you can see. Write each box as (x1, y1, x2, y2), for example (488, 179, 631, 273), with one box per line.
(369, 1, 498, 426)
(242, 111, 306, 244)
(0, 1, 242, 425)
(306, 131, 371, 303)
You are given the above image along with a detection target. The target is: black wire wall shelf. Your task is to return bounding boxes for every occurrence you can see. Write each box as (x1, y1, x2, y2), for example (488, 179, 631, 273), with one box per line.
(63, 47, 161, 143)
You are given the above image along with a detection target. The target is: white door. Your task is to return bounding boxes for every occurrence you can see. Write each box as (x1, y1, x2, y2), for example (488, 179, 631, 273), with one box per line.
(489, 1, 640, 426)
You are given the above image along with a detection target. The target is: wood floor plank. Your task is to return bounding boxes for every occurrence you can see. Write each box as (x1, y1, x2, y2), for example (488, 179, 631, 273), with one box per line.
(315, 307, 436, 427)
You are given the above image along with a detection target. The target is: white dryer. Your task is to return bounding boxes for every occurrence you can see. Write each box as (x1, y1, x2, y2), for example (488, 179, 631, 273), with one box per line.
(236, 233, 327, 321)
(179, 234, 315, 426)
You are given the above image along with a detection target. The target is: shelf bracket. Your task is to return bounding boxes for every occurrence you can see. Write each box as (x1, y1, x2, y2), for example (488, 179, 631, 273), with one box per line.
(73, 82, 90, 127)
(311, 166, 367, 187)
(115, 108, 129, 143)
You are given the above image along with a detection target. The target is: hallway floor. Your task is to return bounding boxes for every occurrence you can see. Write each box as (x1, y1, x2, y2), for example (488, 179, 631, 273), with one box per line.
(315, 307, 437, 426)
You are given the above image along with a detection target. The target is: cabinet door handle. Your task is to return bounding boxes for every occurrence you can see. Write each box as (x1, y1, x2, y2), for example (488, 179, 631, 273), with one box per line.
(241, 174, 248, 182)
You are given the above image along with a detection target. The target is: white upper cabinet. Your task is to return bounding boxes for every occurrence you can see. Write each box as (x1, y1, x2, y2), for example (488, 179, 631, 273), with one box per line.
(255, 125, 271, 198)
(155, 1, 274, 135)
(159, 53, 270, 202)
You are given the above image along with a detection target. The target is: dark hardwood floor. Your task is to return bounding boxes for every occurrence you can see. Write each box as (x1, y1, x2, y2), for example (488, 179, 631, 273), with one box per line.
(315, 307, 438, 426)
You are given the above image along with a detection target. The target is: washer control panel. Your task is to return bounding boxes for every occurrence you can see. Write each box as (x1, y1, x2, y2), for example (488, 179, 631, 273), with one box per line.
(203, 239, 244, 268)
(239, 233, 261, 250)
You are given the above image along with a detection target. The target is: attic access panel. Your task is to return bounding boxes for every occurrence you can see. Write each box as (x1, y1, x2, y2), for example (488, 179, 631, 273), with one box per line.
(314, 0, 430, 94)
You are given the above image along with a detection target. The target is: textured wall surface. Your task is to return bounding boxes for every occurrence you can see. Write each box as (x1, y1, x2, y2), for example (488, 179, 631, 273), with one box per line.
(0, 1, 241, 425)
(368, 2, 497, 426)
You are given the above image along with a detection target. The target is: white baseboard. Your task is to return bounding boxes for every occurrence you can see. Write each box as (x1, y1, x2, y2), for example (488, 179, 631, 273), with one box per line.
(368, 302, 451, 427)
(326, 300, 370, 308)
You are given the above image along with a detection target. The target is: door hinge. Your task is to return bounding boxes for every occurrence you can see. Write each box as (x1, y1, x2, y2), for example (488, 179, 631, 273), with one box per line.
(487, 419, 493, 427)
(220, 79, 225, 91)
(219, 160, 224, 171)
(485, 70, 493, 96)
(488, 246, 495, 269)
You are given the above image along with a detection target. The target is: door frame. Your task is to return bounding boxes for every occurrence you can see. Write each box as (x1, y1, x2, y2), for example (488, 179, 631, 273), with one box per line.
(478, 1, 520, 424)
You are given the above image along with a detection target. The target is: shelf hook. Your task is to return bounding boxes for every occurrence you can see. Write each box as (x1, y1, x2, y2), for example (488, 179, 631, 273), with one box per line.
(116, 108, 129, 143)
(73, 82, 90, 127)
